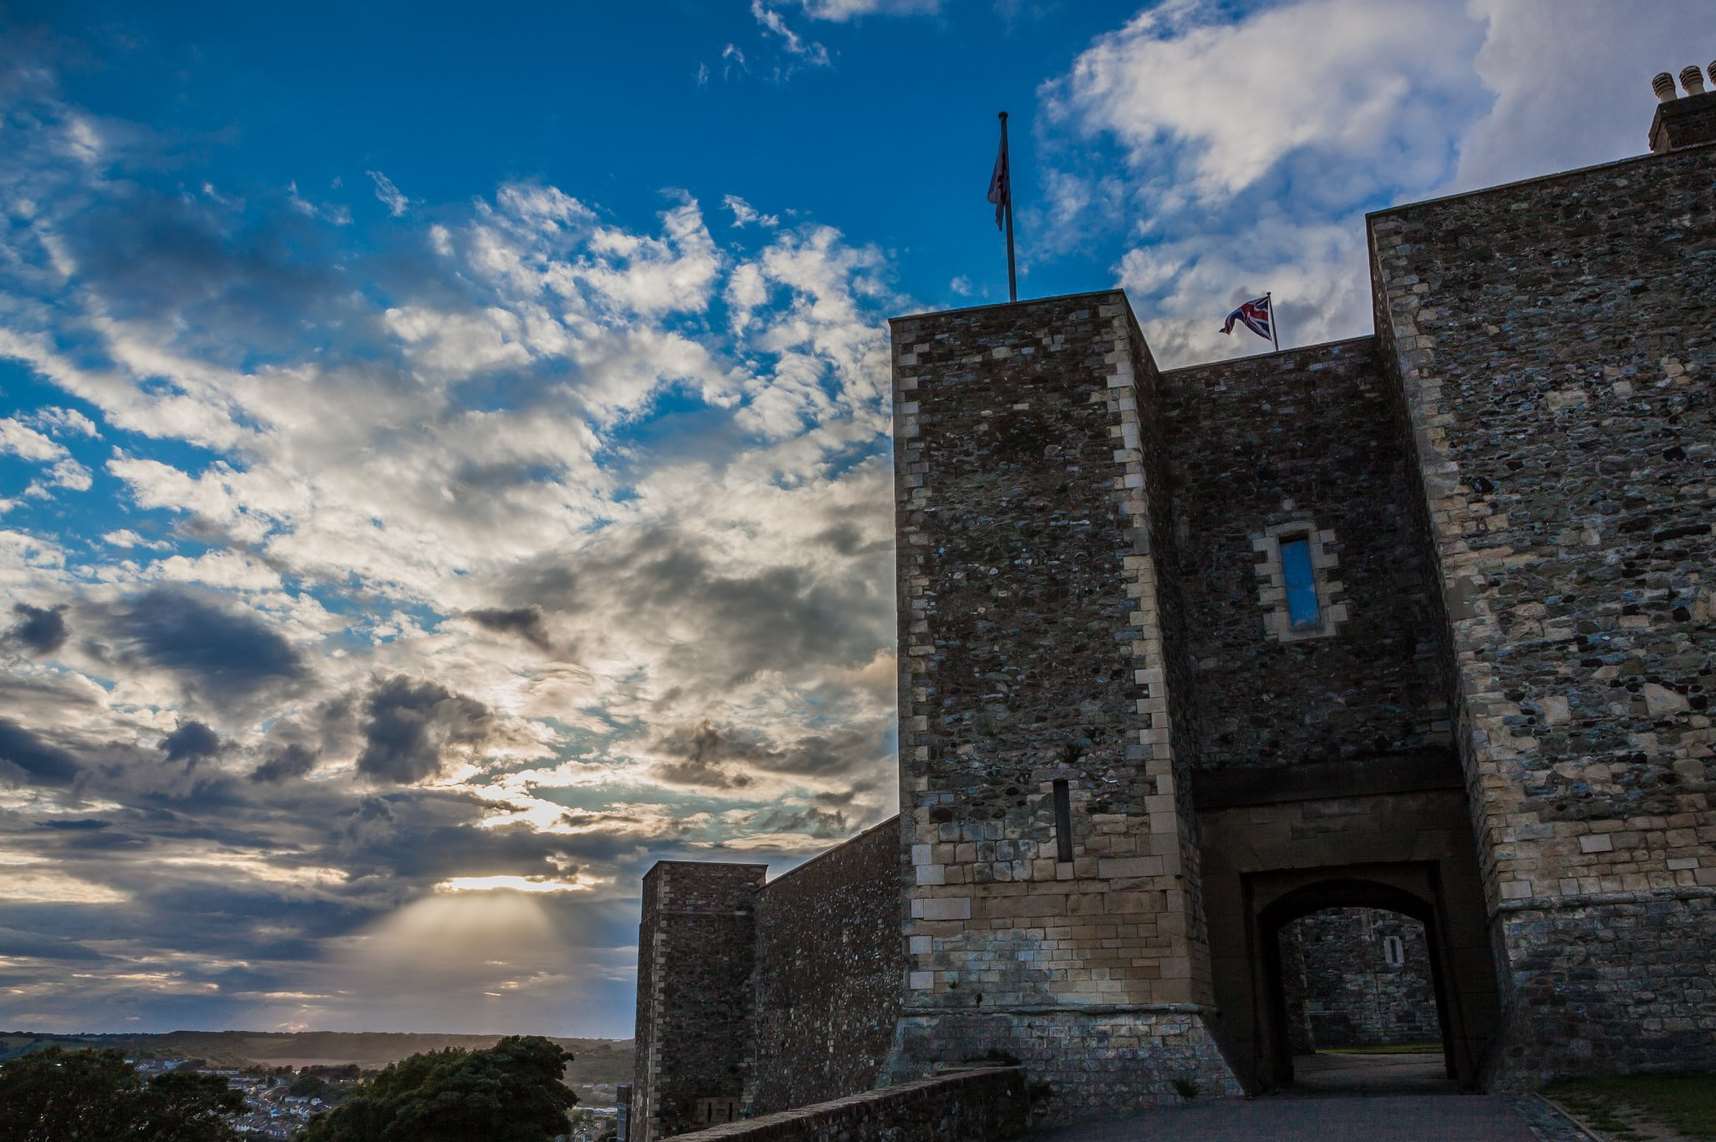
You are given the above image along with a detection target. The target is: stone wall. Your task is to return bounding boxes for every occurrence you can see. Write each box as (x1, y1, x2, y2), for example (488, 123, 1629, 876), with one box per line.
(747, 818, 904, 1115)
(886, 291, 1239, 1122)
(1369, 142, 1716, 1081)
(1160, 340, 1450, 771)
(632, 862, 767, 1142)
(666, 1068, 1027, 1142)
(1280, 907, 1440, 1050)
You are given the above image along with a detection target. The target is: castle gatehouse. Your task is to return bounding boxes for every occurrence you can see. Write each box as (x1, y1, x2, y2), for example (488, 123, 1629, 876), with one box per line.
(626, 75, 1716, 1138)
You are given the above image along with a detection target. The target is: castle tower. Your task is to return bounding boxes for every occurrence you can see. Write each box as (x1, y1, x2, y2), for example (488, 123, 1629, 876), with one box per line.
(629, 861, 765, 1141)
(884, 292, 1241, 1115)
(1369, 93, 1716, 1082)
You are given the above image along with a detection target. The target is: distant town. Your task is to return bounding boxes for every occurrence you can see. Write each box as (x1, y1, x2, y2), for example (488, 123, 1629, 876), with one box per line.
(0, 1031, 632, 1141)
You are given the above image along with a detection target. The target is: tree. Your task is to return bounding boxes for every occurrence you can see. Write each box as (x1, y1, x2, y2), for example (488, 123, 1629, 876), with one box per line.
(0, 1047, 242, 1142)
(299, 1036, 576, 1142)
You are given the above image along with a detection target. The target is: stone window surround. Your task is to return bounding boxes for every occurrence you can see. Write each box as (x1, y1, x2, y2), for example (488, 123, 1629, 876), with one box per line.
(1251, 519, 1348, 642)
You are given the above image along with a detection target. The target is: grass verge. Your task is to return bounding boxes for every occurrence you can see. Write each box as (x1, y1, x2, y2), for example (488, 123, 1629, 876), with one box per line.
(1544, 1074, 1716, 1140)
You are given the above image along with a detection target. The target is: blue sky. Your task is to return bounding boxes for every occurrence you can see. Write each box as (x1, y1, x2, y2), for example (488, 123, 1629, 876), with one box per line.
(0, 0, 1706, 1039)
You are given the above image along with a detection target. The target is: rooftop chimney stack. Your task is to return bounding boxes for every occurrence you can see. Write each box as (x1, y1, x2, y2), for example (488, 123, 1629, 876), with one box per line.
(1649, 59, 1716, 154)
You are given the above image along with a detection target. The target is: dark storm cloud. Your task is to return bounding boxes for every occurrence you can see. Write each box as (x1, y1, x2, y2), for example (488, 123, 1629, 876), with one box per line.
(356, 675, 494, 784)
(465, 605, 554, 651)
(0, 717, 80, 786)
(249, 742, 317, 784)
(63, 193, 355, 361)
(106, 588, 306, 701)
(499, 524, 890, 692)
(652, 719, 882, 790)
(160, 720, 221, 765)
(733, 804, 849, 840)
(812, 521, 883, 557)
(7, 602, 69, 654)
(39, 817, 111, 830)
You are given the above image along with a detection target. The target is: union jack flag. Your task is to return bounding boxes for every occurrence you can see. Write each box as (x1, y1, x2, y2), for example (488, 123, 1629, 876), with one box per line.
(1221, 294, 1274, 343)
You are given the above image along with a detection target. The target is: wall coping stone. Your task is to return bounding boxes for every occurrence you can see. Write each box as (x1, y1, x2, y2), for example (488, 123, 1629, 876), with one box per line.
(887, 288, 1127, 327)
(760, 814, 900, 893)
(1157, 333, 1376, 375)
(1365, 137, 1715, 221)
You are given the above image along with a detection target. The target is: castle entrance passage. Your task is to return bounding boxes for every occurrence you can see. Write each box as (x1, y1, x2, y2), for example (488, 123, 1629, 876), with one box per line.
(1262, 880, 1457, 1092)
(1195, 761, 1503, 1094)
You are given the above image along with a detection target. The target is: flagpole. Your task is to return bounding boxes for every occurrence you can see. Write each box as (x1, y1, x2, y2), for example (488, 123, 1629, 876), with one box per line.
(1267, 291, 1279, 351)
(1000, 111, 1017, 303)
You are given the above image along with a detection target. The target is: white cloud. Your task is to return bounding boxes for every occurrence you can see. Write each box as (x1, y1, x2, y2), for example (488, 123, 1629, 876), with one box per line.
(30, 406, 99, 437)
(793, 0, 939, 19)
(1041, 0, 1704, 367)
(1453, 0, 1712, 189)
(0, 416, 67, 461)
(287, 180, 352, 225)
(102, 528, 171, 550)
(724, 194, 780, 229)
(0, 59, 913, 1037)
(366, 169, 410, 217)
(1044, 0, 1485, 204)
(750, 0, 831, 67)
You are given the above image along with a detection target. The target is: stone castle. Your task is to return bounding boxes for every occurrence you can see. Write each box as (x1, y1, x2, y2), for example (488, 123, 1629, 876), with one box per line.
(624, 69, 1716, 1139)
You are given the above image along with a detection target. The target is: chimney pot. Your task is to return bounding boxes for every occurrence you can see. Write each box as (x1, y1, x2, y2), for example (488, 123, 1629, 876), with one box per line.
(1653, 72, 1678, 102)
(1680, 65, 1707, 95)
(1708, 60, 1715, 86)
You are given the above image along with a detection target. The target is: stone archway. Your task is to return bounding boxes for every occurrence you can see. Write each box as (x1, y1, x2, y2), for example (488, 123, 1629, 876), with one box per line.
(1195, 774, 1503, 1095)
(1256, 876, 1460, 1091)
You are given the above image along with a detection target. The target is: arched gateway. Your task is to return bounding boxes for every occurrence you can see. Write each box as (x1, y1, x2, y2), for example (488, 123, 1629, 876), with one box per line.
(628, 118, 1716, 1139)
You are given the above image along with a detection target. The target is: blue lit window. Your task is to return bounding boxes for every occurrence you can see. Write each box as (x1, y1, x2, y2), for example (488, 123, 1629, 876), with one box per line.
(1280, 537, 1320, 629)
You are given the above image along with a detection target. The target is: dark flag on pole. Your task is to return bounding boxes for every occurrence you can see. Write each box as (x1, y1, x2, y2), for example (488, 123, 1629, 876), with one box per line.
(987, 131, 1010, 229)
(989, 112, 1018, 302)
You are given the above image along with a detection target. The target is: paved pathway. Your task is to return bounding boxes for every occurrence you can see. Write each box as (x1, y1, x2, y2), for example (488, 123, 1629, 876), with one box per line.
(1036, 1056, 1589, 1141)
(1290, 1051, 1455, 1094)
(1036, 1094, 1558, 1141)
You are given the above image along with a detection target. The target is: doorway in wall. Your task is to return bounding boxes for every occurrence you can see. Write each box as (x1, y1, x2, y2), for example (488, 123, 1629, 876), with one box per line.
(1276, 904, 1450, 1093)
(1253, 876, 1466, 1094)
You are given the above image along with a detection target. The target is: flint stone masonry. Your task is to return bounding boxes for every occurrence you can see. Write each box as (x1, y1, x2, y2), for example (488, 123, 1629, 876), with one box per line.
(885, 291, 1238, 1121)
(1160, 340, 1448, 769)
(630, 824, 905, 1142)
(632, 862, 767, 1142)
(665, 1067, 1026, 1142)
(747, 818, 904, 1115)
(1280, 908, 1440, 1051)
(1370, 140, 1716, 1081)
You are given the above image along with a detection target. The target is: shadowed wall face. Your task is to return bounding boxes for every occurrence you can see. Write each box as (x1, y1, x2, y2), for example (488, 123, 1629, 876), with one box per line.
(746, 820, 904, 1115)
(886, 292, 1238, 1120)
(1280, 908, 1439, 1051)
(1371, 142, 1716, 1081)
(1160, 340, 1450, 772)
(631, 862, 766, 1142)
